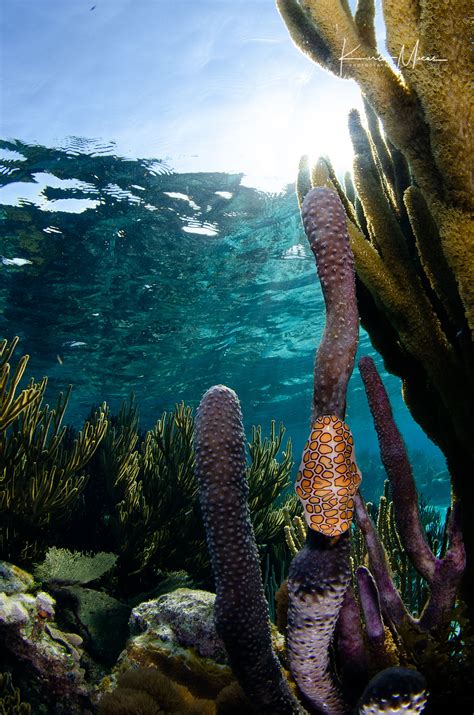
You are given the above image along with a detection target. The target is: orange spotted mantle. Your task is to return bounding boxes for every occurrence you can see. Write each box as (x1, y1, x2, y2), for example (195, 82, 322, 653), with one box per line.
(296, 415, 362, 536)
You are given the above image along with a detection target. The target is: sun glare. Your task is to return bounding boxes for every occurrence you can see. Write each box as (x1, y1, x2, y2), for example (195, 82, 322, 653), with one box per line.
(235, 79, 364, 192)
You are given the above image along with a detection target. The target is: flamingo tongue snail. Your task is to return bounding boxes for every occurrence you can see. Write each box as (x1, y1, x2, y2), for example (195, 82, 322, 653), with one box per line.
(296, 415, 362, 537)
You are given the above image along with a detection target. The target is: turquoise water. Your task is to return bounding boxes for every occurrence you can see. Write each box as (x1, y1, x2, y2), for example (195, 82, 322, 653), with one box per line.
(0, 139, 449, 506)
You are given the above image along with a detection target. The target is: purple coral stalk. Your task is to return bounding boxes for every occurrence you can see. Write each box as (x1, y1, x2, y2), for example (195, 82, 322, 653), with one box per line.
(335, 588, 368, 695)
(419, 502, 465, 631)
(302, 187, 359, 420)
(356, 566, 385, 658)
(354, 493, 412, 628)
(194, 385, 302, 715)
(287, 186, 360, 715)
(358, 356, 435, 581)
(358, 356, 465, 631)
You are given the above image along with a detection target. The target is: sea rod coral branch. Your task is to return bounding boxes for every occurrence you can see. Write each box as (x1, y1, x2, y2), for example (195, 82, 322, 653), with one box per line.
(353, 493, 411, 628)
(358, 355, 465, 631)
(287, 186, 360, 715)
(194, 385, 302, 715)
(358, 356, 436, 582)
(301, 187, 359, 420)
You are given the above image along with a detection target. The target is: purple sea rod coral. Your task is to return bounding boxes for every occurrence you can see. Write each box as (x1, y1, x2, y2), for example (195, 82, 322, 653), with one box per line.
(194, 385, 302, 714)
(302, 187, 359, 422)
(357, 356, 465, 632)
(287, 186, 360, 714)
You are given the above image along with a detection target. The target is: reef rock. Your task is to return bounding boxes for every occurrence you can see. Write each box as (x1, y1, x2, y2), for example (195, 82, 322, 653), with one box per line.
(0, 567, 91, 714)
(109, 588, 285, 703)
(0, 560, 35, 595)
(130, 588, 227, 662)
(59, 584, 130, 665)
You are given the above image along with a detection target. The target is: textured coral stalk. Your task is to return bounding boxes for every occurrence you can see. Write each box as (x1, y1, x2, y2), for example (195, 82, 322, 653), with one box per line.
(359, 355, 465, 630)
(301, 187, 359, 420)
(335, 588, 368, 697)
(358, 356, 436, 581)
(354, 492, 412, 628)
(287, 530, 351, 715)
(194, 385, 302, 715)
(286, 187, 360, 714)
(419, 502, 465, 631)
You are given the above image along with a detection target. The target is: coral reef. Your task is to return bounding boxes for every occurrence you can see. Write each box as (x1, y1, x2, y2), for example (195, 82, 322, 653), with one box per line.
(103, 587, 286, 712)
(0, 347, 298, 604)
(33, 549, 127, 666)
(193, 377, 443, 712)
(193, 185, 469, 712)
(64, 397, 298, 596)
(276, 0, 474, 612)
(0, 562, 91, 713)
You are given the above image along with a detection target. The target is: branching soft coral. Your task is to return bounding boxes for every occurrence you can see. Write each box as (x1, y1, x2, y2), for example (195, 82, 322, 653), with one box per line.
(0, 337, 108, 562)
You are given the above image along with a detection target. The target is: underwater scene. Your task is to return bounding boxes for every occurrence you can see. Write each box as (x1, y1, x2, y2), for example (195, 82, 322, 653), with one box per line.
(0, 1, 472, 713)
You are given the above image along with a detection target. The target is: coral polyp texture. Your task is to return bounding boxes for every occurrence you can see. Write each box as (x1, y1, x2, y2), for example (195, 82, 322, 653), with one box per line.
(287, 531, 351, 714)
(301, 187, 359, 420)
(356, 667, 427, 715)
(296, 415, 361, 536)
(194, 385, 302, 714)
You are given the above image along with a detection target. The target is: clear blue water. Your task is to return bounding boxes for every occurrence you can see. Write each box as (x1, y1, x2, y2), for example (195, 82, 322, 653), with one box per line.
(0, 140, 449, 506)
(0, 0, 450, 507)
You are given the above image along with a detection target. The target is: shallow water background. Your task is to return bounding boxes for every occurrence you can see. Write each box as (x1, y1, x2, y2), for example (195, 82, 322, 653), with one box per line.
(0, 1, 449, 505)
